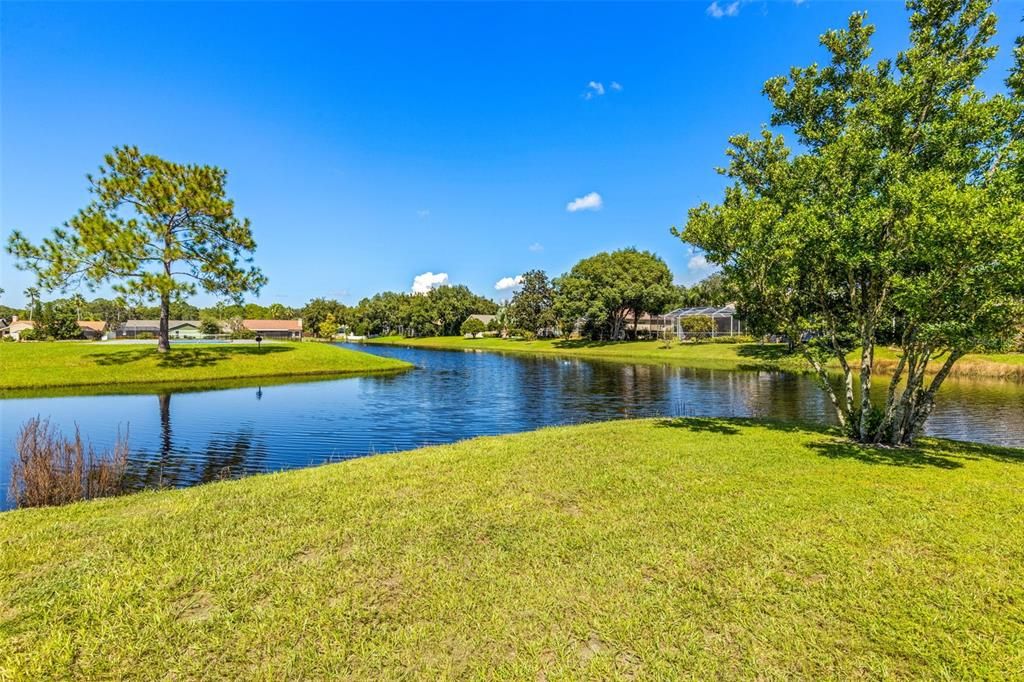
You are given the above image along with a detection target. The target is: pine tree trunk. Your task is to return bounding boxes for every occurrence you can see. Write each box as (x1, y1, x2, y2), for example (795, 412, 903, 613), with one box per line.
(158, 292, 170, 353)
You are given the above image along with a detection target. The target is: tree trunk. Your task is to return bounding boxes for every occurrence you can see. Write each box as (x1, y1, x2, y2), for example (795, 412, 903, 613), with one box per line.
(158, 291, 170, 353)
(858, 325, 875, 441)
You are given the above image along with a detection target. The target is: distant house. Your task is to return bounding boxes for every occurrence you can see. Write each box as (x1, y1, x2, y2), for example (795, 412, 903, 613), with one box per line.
(0, 316, 36, 341)
(242, 319, 303, 340)
(117, 320, 203, 339)
(467, 314, 496, 328)
(76, 320, 107, 340)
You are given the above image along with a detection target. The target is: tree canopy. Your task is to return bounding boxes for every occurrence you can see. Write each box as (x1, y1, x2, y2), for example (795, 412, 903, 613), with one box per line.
(678, 0, 1024, 444)
(7, 146, 266, 351)
(553, 248, 676, 340)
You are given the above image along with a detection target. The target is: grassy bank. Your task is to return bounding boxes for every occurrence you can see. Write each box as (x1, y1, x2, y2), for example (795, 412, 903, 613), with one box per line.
(366, 335, 1024, 380)
(2, 419, 1022, 678)
(366, 335, 807, 372)
(0, 342, 410, 392)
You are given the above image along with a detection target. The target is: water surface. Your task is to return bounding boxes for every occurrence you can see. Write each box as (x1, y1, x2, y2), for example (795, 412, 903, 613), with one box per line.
(1, 343, 1021, 509)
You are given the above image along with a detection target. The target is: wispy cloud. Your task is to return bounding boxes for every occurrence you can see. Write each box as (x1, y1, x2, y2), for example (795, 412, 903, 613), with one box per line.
(417, 209, 430, 219)
(706, 1, 740, 18)
(583, 80, 622, 100)
(566, 191, 603, 212)
(528, 242, 544, 253)
(494, 275, 524, 292)
(411, 271, 448, 294)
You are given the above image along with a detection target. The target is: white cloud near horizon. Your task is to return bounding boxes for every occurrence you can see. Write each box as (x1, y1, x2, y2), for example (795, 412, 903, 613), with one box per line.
(566, 191, 603, 212)
(610, 81, 623, 91)
(411, 271, 448, 294)
(494, 275, 524, 292)
(706, 1, 740, 18)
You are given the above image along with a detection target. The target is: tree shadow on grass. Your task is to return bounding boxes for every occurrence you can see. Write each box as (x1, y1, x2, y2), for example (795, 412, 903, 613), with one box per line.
(90, 345, 293, 369)
(735, 344, 796, 362)
(654, 416, 1024, 469)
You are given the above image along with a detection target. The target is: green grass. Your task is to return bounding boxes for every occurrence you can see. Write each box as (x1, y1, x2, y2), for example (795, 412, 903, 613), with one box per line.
(366, 335, 808, 372)
(0, 341, 411, 392)
(367, 335, 1024, 380)
(3, 418, 1022, 678)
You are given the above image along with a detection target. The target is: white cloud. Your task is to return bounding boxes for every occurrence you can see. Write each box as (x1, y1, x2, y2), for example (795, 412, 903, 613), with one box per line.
(706, 1, 740, 18)
(494, 275, 524, 292)
(411, 271, 448, 294)
(583, 81, 606, 100)
(528, 242, 544, 252)
(417, 209, 430, 219)
(688, 254, 716, 274)
(583, 80, 622, 100)
(566, 191, 603, 212)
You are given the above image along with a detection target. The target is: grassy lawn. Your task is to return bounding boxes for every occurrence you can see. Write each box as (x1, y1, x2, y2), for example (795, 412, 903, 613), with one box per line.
(0, 341, 410, 392)
(366, 335, 807, 372)
(2, 418, 1022, 678)
(367, 335, 1024, 380)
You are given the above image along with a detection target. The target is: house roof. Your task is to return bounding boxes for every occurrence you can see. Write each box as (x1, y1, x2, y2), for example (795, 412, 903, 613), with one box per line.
(122, 320, 201, 329)
(77, 320, 107, 332)
(665, 305, 738, 318)
(242, 319, 302, 331)
(5, 320, 36, 331)
(468, 314, 496, 324)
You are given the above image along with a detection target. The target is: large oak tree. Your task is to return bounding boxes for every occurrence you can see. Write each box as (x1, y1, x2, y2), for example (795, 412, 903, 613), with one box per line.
(8, 146, 266, 352)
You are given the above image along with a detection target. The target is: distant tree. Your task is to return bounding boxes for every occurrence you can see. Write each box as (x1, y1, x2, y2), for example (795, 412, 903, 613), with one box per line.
(7, 146, 266, 352)
(39, 301, 81, 340)
(317, 312, 340, 340)
(553, 248, 675, 340)
(301, 298, 348, 335)
(199, 317, 222, 336)
(678, 1, 1024, 444)
(266, 302, 295, 320)
(508, 270, 555, 335)
(460, 317, 486, 336)
(23, 287, 40, 320)
(674, 274, 731, 308)
(427, 285, 496, 336)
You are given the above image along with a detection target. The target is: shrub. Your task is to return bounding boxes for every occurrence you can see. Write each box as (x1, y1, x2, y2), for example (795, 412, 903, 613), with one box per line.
(693, 335, 756, 345)
(230, 327, 256, 340)
(200, 318, 223, 336)
(18, 327, 40, 341)
(508, 328, 536, 340)
(679, 315, 714, 334)
(9, 417, 129, 509)
(460, 317, 486, 336)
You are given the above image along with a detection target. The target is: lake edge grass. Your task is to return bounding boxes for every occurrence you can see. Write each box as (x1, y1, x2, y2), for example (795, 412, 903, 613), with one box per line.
(365, 335, 1024, 381)
(2, 417, 1022, 678)
(0, 341, 412, 392)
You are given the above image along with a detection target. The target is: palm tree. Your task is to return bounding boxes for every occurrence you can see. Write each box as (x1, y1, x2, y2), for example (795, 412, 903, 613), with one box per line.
(70, 293, 87, 321)
(23, 287, 40, 320)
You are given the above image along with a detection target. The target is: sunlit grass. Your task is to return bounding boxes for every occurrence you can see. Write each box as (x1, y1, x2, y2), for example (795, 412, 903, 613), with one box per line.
(366, 335, 1024, 380)
(0, 341, 410, 391)
(2, 418, 1022, 678)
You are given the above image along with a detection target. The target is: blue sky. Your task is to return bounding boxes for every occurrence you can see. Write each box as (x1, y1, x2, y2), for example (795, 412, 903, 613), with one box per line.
(2, 1, 1022, 308)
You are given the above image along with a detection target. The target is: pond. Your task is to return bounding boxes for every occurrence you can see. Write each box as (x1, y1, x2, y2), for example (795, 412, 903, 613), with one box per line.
(1, 343, 1022, 509)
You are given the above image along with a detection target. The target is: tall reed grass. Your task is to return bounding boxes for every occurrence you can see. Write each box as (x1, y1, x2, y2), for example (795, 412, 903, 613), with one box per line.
(9, 417, 129, 509)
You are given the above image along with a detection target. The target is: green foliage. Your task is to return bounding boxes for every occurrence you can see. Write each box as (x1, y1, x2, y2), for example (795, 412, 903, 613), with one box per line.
(301, 298, 349, 336)
(317, 313, 340, 339)
(679, 315, 714, 334)
(199, 318, 222, 336)
(553, 248, 675, 341)
(17, 327, 40, 341)
(7, 146, 266, 352)
(460, 317, 486, 336)
(39, 301, 82, 340)
(677, 0, 1024, 444)
(508, 270, 555, 334)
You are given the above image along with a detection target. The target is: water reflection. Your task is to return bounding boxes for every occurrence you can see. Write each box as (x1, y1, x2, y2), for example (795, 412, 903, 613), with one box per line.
(1, 344, 1020, 509)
